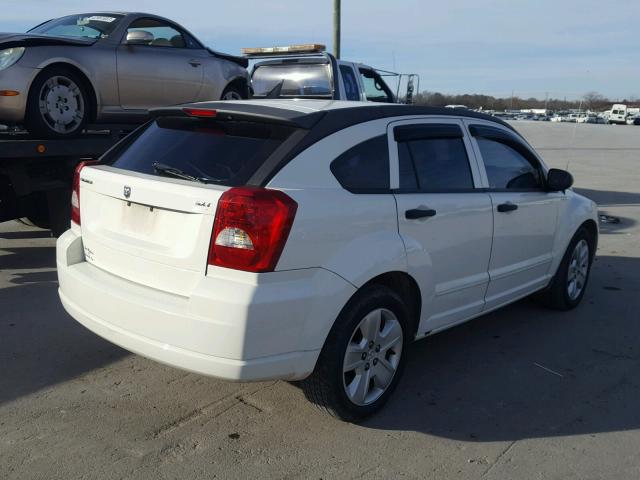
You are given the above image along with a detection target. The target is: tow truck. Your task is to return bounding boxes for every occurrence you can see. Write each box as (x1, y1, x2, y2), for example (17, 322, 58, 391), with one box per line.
(0, 45, 419, 237)
(0, 124, 135, 236)
(242, 44, 419, 104)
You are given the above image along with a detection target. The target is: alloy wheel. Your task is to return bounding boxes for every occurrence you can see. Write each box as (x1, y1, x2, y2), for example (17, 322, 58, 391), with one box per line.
(38, 75, 85, 134)
(567, 239, 589, 300)
(342, 308, 403, 406)
(222, 90, 243, 100)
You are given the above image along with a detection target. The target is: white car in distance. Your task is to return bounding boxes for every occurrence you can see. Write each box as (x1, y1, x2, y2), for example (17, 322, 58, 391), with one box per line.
(57, 100, 598, 421)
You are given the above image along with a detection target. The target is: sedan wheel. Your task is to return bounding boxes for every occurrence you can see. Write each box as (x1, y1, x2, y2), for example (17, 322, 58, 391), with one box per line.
(38, 76, 86, 135)
(25, 66, 90, 138)
(222, 90, 243, 100)
(342, 308, 403, 406)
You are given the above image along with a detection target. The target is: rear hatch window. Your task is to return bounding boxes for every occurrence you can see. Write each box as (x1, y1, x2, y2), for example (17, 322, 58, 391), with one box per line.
(251, 63, 332, 97)
(104, 116, 295, 186)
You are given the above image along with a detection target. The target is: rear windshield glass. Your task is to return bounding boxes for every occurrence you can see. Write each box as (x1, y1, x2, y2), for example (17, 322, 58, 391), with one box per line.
(252, 64, 332, 97)
(29, 14, 124, 39)
(105, 117, 294, 186)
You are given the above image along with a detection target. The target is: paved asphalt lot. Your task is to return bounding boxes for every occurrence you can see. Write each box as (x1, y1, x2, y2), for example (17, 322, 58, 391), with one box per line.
(1, 122, 639, 479)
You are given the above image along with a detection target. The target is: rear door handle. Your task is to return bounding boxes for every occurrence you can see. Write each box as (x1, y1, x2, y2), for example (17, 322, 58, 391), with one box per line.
(189, 60, 201, 67)
(405, 208, 437, 219)
(497, 202, 518, 213)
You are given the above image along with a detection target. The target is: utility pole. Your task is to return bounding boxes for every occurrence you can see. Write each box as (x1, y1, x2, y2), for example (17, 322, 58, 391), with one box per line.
(333, 0, 341, 59)
(545, 91, 549, 111)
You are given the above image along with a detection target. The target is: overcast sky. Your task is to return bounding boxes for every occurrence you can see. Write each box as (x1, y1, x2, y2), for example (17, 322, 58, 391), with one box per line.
(1, 0, 637, 100)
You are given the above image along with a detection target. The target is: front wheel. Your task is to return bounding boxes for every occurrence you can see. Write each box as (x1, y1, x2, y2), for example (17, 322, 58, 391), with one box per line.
(301, 285, 409, 422)
(25, 67, 90, 138)
(536, 227, 594, 310)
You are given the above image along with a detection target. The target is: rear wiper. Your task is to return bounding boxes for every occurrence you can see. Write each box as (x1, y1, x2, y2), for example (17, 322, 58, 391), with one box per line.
(152, 162, 211, 184)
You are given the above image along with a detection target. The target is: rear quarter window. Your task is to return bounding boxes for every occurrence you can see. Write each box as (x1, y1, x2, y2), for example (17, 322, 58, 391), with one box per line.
(330, 135, 390, 192)
(105, 117, 294, 186)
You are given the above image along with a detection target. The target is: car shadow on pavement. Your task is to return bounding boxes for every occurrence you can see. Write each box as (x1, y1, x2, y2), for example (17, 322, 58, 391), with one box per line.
(364, 255, 640, 442)
(574, 187, 640, 206)
(0, 245, 128, 405)
(0, 246, 57, 270)
(0, 229, 53, 240)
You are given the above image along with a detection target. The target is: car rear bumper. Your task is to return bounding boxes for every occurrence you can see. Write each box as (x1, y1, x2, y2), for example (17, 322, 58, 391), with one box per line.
(57, 228, 355, 381)
(58, 288, 319, 381)
(0, 65, 37, 122)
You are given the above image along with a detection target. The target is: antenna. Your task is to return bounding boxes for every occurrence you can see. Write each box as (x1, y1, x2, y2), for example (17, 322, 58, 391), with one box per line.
(333, 0, 341, 59)
(566, 97, 583, 172)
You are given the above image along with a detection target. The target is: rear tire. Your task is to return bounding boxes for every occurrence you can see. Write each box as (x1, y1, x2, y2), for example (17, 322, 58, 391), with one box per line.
(301, 285, 409, 422)
(536, 227, 594, 310)
(220, 84, 245, 101)
(25, 66, 90, 138)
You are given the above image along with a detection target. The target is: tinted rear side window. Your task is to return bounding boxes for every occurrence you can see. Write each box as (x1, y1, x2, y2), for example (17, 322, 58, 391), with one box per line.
(106, 118, 294, 186)
(330, 135, 389, 192)
(398, 136, 474, 191)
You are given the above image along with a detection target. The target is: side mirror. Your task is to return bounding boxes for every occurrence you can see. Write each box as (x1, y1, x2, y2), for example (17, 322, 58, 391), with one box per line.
(547, 168, 573, 191)
(125, 30, 154, 45)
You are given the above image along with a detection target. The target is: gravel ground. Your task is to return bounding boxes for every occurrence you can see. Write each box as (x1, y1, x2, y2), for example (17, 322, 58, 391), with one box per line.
(1, 121, 639, 479)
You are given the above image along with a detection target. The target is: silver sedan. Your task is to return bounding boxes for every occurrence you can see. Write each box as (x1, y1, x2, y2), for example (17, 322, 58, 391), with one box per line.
(0, 12, 249, 137)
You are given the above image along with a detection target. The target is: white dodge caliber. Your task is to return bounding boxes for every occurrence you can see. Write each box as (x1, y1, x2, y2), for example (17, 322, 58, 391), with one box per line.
(57, 100, 598, 421)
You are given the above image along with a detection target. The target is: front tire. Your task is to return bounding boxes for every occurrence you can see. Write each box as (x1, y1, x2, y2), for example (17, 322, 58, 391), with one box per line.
(537, 227, 594, 310)
(301, 285, 409, 422)
(25, 67, 90, 138)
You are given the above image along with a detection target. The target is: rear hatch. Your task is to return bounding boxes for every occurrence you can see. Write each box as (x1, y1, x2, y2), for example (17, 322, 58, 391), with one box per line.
(78, 112, 296, 296)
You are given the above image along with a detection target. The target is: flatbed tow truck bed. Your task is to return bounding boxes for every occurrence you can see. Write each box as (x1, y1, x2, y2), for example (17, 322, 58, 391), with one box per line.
(0, 125, 135, 236)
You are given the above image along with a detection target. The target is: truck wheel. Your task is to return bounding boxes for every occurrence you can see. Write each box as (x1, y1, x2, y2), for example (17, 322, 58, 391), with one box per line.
(301, 285, 409, 422)
(25, 66, 90, 138)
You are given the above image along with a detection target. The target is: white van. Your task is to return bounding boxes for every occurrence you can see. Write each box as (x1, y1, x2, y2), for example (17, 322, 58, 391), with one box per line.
(608, 104, 628, 125)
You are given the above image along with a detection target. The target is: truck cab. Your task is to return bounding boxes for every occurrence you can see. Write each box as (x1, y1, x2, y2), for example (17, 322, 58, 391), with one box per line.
(242, 44, 419, 104)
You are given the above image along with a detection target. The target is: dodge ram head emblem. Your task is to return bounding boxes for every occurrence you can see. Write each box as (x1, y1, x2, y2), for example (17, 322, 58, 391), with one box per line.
(123, 185, 131, 199)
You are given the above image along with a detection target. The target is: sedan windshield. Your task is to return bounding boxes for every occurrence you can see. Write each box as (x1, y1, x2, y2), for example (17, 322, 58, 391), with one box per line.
(29, 14, 124, 39)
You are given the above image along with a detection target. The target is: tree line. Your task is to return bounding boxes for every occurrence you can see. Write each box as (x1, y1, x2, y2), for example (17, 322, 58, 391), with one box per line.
(412, 91, 637, 111)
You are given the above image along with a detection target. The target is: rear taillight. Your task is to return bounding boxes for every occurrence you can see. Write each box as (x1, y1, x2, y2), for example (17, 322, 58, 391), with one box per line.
(208, 187, 297, 273)
(71, 160, 99, 226)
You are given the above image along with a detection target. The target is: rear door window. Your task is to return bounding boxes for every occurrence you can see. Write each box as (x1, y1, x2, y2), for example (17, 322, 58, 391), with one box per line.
(105, 117, 295, 186)
(395, 124, 474, 191)
(330, 135, 390, 192)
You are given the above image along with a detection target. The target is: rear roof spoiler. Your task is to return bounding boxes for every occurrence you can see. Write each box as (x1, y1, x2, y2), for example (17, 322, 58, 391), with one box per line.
(149, 103, 325, 130)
